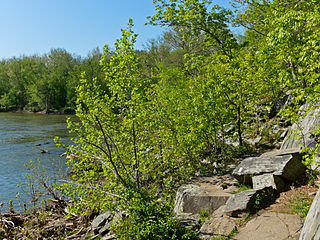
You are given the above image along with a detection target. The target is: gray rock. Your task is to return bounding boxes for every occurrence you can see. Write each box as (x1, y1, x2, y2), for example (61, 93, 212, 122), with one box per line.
(281, 107, 320, 150)
(259, 148, 301, 158)
(233, 152, 305, 185)
(234, 212, 303, 240)
(299, 188, 320, 240)
(174, 183, 232, 216)
(272, 124, 281, 133)
(252, 174, 285, 192)
(223, 187, 274, 217)
(280, 128, 288, 139)
(247, 136, 262, 146)
(91, 212, 113, 234)
(176, 213, 200, 227)
(199, 206, 237, 240)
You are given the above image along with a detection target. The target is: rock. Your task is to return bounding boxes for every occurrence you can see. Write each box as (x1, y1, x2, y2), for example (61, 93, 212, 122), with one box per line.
(174, 178, 235, 216)
(272, 124, 281, 134)
(259, 148, 301, 158)
(223, 187, 274, 217)
(299, 188, 320, 240)
(280, 105, 320, 170)
(233, 152, 305, 185)
(281, 107, 320, 150)
(91, 212, 113, 234)
(312, 156, 320, 170)
(247, 136, 262, 146)
(280, 128, 288, 139)
(234, 212, 303, 240)
(199, 206, 237, 240)
(173, 175, 239, 227)
(176, 213, 200, 227)
(252, 174, 285, 192)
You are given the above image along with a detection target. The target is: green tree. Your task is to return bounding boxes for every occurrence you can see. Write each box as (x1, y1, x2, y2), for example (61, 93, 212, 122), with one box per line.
(62, 20, 197, 239)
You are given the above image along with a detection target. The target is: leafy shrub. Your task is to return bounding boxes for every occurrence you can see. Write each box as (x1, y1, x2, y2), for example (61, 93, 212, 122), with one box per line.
(113, 191, 199, 240)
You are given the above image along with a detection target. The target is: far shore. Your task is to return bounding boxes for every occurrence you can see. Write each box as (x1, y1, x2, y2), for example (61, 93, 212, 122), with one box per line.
(0, 109, 75, 115)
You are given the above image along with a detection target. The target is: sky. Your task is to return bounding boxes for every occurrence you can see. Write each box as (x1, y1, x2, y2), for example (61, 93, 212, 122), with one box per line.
(0, 0, 234, 59)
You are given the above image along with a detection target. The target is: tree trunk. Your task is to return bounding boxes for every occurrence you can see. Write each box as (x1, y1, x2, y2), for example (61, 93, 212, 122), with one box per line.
(237, 105, 243, 146)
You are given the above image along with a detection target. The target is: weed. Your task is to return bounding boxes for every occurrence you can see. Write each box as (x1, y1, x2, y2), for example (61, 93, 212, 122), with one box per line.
(283, 193, 313, 218)
(211, 227, 238, 240)
(199, 210, 210, 225)
(232, 182, 251, 194)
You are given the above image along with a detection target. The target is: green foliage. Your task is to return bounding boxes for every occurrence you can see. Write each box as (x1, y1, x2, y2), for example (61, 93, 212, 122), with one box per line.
(199, 209, 210, 226)
(147, 0, 237, 56)
(0, 48, 104, 112)
(62, 20, 198, 238)
(113, 191, 199, 240)
(253, 188, 275, 213)
(4, 0, 320, 238)
(233, 183, 251, 194)
(16, 159, 64, 214)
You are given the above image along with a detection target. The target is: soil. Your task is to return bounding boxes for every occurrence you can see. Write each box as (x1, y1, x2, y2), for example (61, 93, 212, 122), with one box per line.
(260, 182, 319, 216)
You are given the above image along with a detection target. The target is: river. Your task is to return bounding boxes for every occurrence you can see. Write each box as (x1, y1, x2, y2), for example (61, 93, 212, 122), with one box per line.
(0, 112, 73, 211)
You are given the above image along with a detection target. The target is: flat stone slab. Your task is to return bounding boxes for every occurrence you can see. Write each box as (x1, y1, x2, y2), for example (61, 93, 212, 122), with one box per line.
(260, 148, 301, 158)
(299, 188, 320, 240)
(174, 183, 231, 215)
(223, 187, 274, 217)
(234, 212, 303, 240)
(199, 206, 237, 240)
(233, 153, 305, 185)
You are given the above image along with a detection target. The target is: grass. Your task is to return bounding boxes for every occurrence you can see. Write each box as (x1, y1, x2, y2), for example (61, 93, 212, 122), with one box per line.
(232, 183, 251, 194)
(282, 192, 313, 218)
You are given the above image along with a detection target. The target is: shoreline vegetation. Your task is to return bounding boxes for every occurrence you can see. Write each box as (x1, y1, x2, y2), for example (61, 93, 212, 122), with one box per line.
(1, 0, 320, 239)
(0, 109, 75, 115)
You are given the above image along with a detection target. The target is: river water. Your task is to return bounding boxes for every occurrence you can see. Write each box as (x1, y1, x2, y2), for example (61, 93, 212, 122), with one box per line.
(0, 112, 73, 210)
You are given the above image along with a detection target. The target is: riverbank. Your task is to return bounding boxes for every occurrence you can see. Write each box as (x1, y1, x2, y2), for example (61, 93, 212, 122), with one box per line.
(0, 199, 91, 239)
(0, 109, 75, 115)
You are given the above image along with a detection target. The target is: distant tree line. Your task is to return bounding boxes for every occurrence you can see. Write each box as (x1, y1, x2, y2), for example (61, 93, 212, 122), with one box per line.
(0, 48, 104, 113)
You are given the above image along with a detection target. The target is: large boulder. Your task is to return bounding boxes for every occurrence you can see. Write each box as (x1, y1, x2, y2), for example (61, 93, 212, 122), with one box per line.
(174, 175, 238, 216)
(223, 187, 275, 217)
(233, 151, 305, 185)
(234, 212, 303, 240)
(281, 107, 320, 150)
(174, 184, 231, 215)
(299, 188, 320, 240)
(280, 106, 320, 170)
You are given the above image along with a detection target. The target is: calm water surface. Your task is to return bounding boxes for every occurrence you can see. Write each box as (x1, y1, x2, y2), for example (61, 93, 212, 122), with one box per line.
(0, 113, 73, 209)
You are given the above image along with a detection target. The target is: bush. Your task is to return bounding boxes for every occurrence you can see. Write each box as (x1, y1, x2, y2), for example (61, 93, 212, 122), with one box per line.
(113, 191, 199, 240)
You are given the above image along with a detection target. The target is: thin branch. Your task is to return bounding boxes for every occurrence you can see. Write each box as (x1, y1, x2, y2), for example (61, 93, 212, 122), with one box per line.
(83, 138, 127, 187)
(59, 180, 122, 199)
(66, 146, 117, 176)
(132, 118, 140, 188)
(93, 115, 130, 181)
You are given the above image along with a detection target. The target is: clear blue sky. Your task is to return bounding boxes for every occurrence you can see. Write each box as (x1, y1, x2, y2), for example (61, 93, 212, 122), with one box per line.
(0, 0, 233, 59)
